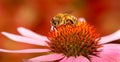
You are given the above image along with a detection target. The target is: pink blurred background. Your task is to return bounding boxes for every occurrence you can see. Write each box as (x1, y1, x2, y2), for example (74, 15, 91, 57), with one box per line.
(0, 0, 120, 62)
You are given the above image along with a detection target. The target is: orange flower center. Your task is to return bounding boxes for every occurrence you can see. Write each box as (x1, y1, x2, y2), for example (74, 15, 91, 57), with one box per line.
(47, 21, 101, 57)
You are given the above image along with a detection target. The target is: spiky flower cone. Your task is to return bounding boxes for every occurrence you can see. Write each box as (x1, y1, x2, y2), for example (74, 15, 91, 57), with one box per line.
(48, 21, 101, 58)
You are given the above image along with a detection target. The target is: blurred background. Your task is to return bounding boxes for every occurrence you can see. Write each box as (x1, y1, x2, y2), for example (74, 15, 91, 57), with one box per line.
(0, 0, 120, 62)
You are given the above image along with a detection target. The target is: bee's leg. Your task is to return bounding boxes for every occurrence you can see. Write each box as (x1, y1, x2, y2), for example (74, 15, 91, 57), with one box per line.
(50, 26, 54, 31)
(50, 26, 57, 32)
(78, 18, 86, 23)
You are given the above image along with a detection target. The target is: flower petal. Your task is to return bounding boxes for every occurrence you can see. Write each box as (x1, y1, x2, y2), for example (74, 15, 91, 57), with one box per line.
(27, 53, 64, 62)
(75, 56, 90, 62)
(65, 56, 76, 62)
(99, 30, 120, 44)
(90, 56, 109, 62)
(60, 57, 67, 62)
(1, 32, 48, 46)
(98, 47, 120, 62)
(17, 27, 49, 42)
(99, 44, 120, 51)
(0, 49, 50, 53)
(99, 52, 118, 62)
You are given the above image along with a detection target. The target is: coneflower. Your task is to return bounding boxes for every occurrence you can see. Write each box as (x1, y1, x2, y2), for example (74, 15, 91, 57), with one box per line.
(1, 18, 120, 62)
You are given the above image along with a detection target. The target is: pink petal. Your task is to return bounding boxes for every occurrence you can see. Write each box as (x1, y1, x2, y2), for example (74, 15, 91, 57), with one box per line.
(28, 53, 64, 62)
(65, 56, 76, 62)
(60, 57, 67, 62)
(98, 46, 120, 62)
(98, 52, 118, 62)
(17, 27, 49, 42)
(75, 56, 90, 62)
(0, 49, 50, 53)
(60, 56, 90, 62)
(90, 56, 109, 62)
(98, 44, 120, 51)
(1, 32, 48, 46)
(99, 30, 120, 44)
(100, 49, 120, 57)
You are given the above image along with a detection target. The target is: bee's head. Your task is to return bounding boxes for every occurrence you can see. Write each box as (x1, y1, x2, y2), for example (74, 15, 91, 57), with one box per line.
(51, 13, 65, 26)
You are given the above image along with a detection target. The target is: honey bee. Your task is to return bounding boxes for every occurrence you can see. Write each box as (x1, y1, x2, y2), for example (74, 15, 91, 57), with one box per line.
(51, 13, 78, 27)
